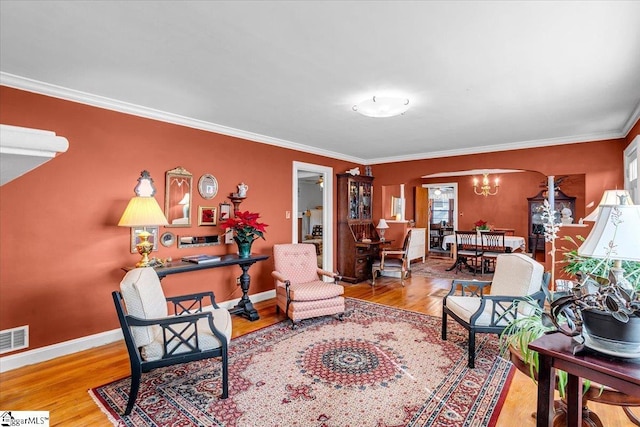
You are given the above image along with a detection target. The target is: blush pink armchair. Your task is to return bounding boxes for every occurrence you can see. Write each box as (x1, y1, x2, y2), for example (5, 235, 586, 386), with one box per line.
(272, 243, 345, 328)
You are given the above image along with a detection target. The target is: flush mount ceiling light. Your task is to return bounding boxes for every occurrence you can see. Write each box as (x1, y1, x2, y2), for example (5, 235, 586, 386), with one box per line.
(352, 96, 410, 118)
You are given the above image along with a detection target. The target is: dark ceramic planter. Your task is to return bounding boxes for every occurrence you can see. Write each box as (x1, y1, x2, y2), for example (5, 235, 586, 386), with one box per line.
(582, 309, 640, 345)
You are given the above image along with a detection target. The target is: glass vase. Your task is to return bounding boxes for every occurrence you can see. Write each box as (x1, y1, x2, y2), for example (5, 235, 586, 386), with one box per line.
(235, 239, 253, 258)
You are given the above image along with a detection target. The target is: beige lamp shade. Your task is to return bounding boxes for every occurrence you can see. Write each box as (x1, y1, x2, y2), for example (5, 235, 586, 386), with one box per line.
(578, 204, 640, 262)
(583, 189, 634, 222)
(376, 219, 389, 229)
(118, 196, 169, 227)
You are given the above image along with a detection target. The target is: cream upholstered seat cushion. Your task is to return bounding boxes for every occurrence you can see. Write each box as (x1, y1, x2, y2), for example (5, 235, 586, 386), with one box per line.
(489, 253, 543, 297)
(443, 297, 512, 326)
(120, 268, 231, 362)
(141, 306, 231, 361)
(445, 253, 544, 325)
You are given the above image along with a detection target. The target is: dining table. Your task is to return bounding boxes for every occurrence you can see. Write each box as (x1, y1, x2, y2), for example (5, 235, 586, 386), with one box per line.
(441, 233, 526, 252)
(442, 232, 527, 273)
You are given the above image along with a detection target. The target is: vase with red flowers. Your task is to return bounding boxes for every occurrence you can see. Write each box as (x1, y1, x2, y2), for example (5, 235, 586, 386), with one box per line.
(220, 210, 268, 258)
(474, 219, 490, 231)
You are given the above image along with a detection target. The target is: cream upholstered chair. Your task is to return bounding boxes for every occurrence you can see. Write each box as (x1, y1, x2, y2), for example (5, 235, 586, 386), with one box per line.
(441, 253, 550, 368)
(112, 268, 231, 415)
(272, 243, 345, 327)
(371, 229, 412, 286)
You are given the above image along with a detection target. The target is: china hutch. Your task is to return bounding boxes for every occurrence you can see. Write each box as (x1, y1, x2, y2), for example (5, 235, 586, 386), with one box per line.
(337, 173, 381, 283)
(527, 188, 576, 253)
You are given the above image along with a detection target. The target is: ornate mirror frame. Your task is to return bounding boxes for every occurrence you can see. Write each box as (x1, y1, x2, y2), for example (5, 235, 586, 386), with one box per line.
(165, 166, 193, 227)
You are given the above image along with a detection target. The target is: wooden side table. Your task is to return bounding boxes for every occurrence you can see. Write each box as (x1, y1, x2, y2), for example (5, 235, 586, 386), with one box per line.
(126, 254, 269, 321)
(529, 333, 640, 427)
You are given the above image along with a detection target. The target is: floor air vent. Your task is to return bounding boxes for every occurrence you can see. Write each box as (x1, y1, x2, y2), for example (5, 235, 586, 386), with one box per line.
(0, 325, 28, 354)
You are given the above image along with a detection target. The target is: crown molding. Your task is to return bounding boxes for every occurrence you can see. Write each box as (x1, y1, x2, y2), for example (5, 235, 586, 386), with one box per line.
(0, 72, 366, 164)
(622, 99, 640, 136)
(2, 72, 633, 167)
(366, 130, 626, 165)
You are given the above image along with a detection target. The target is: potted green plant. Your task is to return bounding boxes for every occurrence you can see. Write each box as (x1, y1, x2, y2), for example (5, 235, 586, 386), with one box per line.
(220, 210, 268, 258)
(544, 204, 640, 357)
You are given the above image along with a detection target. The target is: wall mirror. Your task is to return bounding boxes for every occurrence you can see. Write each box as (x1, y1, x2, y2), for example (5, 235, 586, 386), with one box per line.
(178, 234, 220, 248)
(165, 166, 193, 227)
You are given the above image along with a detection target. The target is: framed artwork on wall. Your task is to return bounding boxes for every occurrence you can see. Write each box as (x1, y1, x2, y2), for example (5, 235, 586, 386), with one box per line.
(219, 202, 231, 221)
(198, 173, 219, 199)
(198, 206, 217, 226)
(130, 226, 159, 253)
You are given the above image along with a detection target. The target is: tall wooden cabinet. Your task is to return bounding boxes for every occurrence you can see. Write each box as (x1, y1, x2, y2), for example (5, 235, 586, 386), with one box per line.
(527, 189, 576, 253)
(337, 173, 380, 283)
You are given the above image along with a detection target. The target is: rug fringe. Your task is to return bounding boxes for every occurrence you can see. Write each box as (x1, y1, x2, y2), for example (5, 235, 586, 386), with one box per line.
(88, 389, 121, 427)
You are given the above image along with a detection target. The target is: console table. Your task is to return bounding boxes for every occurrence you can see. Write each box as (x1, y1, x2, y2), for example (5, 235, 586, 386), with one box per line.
(529, 332, 640, 427)
(127, 254, 269, 321)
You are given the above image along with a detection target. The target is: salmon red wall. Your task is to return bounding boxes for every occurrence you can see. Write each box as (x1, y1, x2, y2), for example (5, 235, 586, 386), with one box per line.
(0, 86, 353, 352)
(0, 85, 635, 355)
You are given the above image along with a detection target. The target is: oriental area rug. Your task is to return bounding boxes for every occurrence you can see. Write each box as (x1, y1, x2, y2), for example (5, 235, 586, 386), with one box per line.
(411, 256, 492, 281)
(90, 299, 512, 427)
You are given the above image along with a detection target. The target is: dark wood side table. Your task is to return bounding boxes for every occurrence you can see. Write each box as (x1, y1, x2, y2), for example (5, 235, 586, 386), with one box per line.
(529, 333, 640, 427)
(126, 254, 269, 321)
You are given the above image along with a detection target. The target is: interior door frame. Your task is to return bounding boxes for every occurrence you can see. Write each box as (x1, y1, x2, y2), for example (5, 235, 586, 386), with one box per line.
(292, 161, 334, 273)
(421, 183, 459, 247)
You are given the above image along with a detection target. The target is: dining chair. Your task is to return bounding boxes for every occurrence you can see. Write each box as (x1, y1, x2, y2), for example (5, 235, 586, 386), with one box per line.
(481, 231, 506, 274)
(454, 231, 482, 275)
(371, 229, 412, 286)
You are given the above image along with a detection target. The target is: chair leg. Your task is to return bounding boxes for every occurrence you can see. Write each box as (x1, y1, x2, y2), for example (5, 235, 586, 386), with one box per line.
(468, 331, 476, 368)
(221, 350, 229, 399)
(124, 364, 142, 416)
(441, 311, 448, 340)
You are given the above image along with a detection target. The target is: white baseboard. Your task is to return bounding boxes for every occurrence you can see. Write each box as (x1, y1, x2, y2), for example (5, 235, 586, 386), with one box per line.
(0, 290, 276, 373)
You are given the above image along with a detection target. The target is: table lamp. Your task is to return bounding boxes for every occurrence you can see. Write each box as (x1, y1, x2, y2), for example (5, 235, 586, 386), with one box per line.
(376, 219, 389, 241)
(582, 189, 634, 222)
(578, 204, 640, 291)
(118, 171, 168, 267)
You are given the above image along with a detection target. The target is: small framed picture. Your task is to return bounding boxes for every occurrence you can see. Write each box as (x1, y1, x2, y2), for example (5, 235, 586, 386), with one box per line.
(130, 226, 159, 253)
(219, 202, 231, 221)
(198, 206, 218, 226)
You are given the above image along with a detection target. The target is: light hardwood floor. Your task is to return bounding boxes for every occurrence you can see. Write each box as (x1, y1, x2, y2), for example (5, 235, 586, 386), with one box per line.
(0, 272, 634, 426)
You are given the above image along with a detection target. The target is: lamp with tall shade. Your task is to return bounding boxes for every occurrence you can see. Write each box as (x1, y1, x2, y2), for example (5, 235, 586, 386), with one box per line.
(578, 204, 640, 291)
(582, 189, 634, 222)
(118, 171, 169, 267)
(376, 219, 389, 241)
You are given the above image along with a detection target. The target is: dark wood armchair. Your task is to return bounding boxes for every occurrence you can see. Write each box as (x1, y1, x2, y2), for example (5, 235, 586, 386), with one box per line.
(442, 253, 550, 368)
(112, 268, 231, 415)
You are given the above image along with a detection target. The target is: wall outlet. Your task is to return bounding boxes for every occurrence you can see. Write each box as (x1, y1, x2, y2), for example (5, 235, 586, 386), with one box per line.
(285, 210, 291, 219)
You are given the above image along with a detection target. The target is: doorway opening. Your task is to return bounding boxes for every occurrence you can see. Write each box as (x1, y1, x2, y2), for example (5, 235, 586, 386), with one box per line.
(421, 183, 458, 256)
(292, 161, 333, 272)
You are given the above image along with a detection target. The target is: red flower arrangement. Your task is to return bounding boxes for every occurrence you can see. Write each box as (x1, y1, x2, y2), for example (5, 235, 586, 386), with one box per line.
(474, 219, 490, 230)
(220, 211, 268, 244)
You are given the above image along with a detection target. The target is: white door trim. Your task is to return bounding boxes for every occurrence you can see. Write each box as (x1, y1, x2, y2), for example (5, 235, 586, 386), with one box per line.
(292, 161, 334, 273)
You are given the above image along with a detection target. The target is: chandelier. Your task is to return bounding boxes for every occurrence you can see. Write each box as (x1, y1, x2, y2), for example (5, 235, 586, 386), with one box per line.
(473, 173, 499, 196)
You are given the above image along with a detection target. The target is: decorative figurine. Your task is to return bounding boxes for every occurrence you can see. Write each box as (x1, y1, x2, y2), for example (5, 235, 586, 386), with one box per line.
(237, 182, 249, 198)
(561, 207, 573, 225)
(347, 167, 360, 176)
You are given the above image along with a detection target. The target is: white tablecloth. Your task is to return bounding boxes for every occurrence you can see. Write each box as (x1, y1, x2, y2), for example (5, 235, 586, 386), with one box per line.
(442, 234, 526, 251)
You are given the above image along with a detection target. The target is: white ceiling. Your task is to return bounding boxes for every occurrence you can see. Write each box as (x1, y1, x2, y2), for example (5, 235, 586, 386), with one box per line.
(1, 1, 639, 164)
